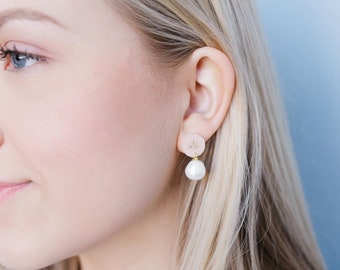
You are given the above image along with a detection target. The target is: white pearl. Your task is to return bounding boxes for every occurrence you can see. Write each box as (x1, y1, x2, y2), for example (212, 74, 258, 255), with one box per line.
(185, 159, 206, 181)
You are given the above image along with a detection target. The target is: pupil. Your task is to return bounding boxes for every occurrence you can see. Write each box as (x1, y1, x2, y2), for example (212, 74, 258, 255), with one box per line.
(11, 54, 27, 69)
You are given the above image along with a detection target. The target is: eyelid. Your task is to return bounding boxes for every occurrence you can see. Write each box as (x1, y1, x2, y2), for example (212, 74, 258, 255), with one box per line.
(3, 41, 53, 59)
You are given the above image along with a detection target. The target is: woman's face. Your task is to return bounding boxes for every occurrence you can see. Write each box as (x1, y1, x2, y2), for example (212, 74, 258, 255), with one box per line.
(0, 0, 184, 268)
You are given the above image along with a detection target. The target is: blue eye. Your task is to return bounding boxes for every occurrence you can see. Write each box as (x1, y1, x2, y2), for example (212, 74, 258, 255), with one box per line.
(0, 47, 45, 70)
(11, 53, 32, 69)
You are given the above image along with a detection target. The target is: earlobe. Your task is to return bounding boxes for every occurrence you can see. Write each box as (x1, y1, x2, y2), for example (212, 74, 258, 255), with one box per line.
(177, 47, 235, 152)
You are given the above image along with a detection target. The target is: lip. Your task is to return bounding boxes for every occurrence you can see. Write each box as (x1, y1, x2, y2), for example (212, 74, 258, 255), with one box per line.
(0, 181, 32, 204)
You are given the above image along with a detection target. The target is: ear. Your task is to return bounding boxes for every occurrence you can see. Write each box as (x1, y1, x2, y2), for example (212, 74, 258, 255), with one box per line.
(177, 47, 235, 153)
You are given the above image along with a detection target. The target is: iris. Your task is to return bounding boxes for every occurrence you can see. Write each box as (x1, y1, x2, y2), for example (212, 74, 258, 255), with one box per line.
(11, 53, 30, 69)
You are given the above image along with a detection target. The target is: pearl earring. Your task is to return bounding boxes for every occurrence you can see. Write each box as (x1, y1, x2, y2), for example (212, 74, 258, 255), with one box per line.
(182, 134, 206, 181)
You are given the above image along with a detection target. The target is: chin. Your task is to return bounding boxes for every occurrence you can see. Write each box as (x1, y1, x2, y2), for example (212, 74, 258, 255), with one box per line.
(0, 248, 61, 270)
(0, 258, 61, 270)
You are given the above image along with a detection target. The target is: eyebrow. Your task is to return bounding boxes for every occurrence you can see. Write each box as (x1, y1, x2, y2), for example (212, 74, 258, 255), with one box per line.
(0, 9, 66, 29)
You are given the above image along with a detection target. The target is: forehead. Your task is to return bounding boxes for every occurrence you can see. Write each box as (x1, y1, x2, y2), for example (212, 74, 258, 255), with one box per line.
(0, 0, 144, 51)
(0, 0, 123, 32)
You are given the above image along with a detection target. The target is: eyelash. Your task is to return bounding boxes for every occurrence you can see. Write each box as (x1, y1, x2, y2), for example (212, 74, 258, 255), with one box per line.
(0, 44, 46, 70)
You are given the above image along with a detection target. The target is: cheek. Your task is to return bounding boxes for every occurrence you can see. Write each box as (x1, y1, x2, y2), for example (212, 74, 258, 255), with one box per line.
(0, 57, 181, 267)
(27, 63, 173, 212)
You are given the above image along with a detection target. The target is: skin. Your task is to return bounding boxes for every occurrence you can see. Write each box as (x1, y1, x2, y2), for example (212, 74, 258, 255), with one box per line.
(0, 1, 235, 269)
(0, 1, 184, 269)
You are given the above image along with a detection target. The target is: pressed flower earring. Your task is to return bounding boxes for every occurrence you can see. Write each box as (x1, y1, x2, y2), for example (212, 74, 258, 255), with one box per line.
(182, 133, 206, 181)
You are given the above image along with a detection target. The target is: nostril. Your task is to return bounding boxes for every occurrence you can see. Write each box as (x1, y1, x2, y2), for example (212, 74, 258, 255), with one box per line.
(0, 129, 4, 146)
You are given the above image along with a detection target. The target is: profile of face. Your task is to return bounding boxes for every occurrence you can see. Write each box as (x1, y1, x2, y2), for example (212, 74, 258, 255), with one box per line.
(0, 0, 187, 268)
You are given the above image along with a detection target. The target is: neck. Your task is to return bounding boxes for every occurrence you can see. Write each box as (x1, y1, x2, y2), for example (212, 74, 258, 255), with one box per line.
(78, 187, 181, 270)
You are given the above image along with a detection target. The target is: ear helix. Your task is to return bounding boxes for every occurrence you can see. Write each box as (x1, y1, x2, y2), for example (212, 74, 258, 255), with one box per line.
(182, 134, 206, 181)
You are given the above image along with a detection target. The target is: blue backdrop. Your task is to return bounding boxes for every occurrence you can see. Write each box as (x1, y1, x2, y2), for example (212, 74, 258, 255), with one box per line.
(255, 1, 340, 269)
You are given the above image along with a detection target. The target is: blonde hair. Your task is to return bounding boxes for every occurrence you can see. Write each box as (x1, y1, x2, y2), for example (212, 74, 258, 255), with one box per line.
(21, 0, 326, 269)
